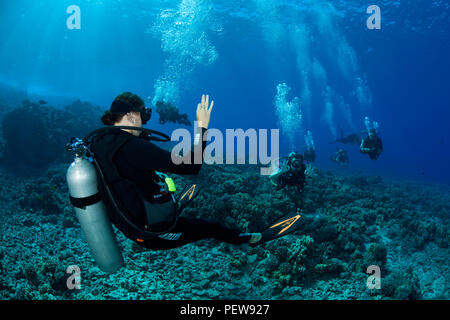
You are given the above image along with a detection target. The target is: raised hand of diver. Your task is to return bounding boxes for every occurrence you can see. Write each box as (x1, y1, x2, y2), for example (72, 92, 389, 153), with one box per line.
(196, 94, 214, 129)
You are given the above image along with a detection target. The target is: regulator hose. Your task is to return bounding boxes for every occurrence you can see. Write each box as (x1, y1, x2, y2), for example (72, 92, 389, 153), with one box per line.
(83, 126, 170, 144)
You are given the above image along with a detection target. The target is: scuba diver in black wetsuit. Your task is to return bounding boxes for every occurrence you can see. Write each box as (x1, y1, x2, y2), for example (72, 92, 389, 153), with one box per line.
(89, 92, 263, 250)
(303, 146, 316, 163)
(155, 100, 191, 126)
(360, 116, 383, 160)
(66, 93, 306, 272)
(303, 130, 316, 163)
(360, 128, 383, 160)
(270, 152, 307, 193)
(334, 129, 360, 146)
(330, 148, 349, 166)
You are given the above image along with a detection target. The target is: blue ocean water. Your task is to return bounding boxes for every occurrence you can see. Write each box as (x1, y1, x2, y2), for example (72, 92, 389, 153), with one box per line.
(0, 0, 449, 183)
(0, 0, 449, 301)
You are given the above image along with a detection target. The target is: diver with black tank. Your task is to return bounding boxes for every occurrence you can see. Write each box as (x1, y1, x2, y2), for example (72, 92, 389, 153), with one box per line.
(360, 116, 383, 160)
(269, 152, 307, 193)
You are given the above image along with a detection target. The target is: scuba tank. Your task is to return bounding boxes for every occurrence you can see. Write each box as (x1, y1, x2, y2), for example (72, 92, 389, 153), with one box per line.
(66, 140, 124, 273)
(65, 126, 174, 273)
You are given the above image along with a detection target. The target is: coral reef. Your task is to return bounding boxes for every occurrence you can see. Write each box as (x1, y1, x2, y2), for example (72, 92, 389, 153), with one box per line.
(0, 160, 448, 300)
(0, 99, 102, 174)
(0, 92, 447, 299)
(382, 267, 422, 300)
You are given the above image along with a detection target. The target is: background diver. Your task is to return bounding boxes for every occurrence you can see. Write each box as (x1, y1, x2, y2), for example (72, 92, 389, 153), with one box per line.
(334, 128, 360, 146)
(269, 152, 307, 193)
(303, 130, 316, 163)
(330, 148, 349, 166)
(82, 92, 302, 252)
(303, 146, 316, 163)
(360, 116, 383, 160)
(154, 100, 191, 126)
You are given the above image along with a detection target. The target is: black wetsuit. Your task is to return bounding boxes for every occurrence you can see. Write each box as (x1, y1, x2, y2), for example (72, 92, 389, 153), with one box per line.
(332, 149, 349, 165)
(361, 135, 383, 160)
(275, 156, 306, 193)
(91, 127, 250, 250)
(303, 148, 316, 163)
(276, 170, 306, 193)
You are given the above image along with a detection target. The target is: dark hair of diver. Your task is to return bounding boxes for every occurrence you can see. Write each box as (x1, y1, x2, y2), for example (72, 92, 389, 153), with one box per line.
(101, 112, 126, 125)
(101, 92, 150, 125)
